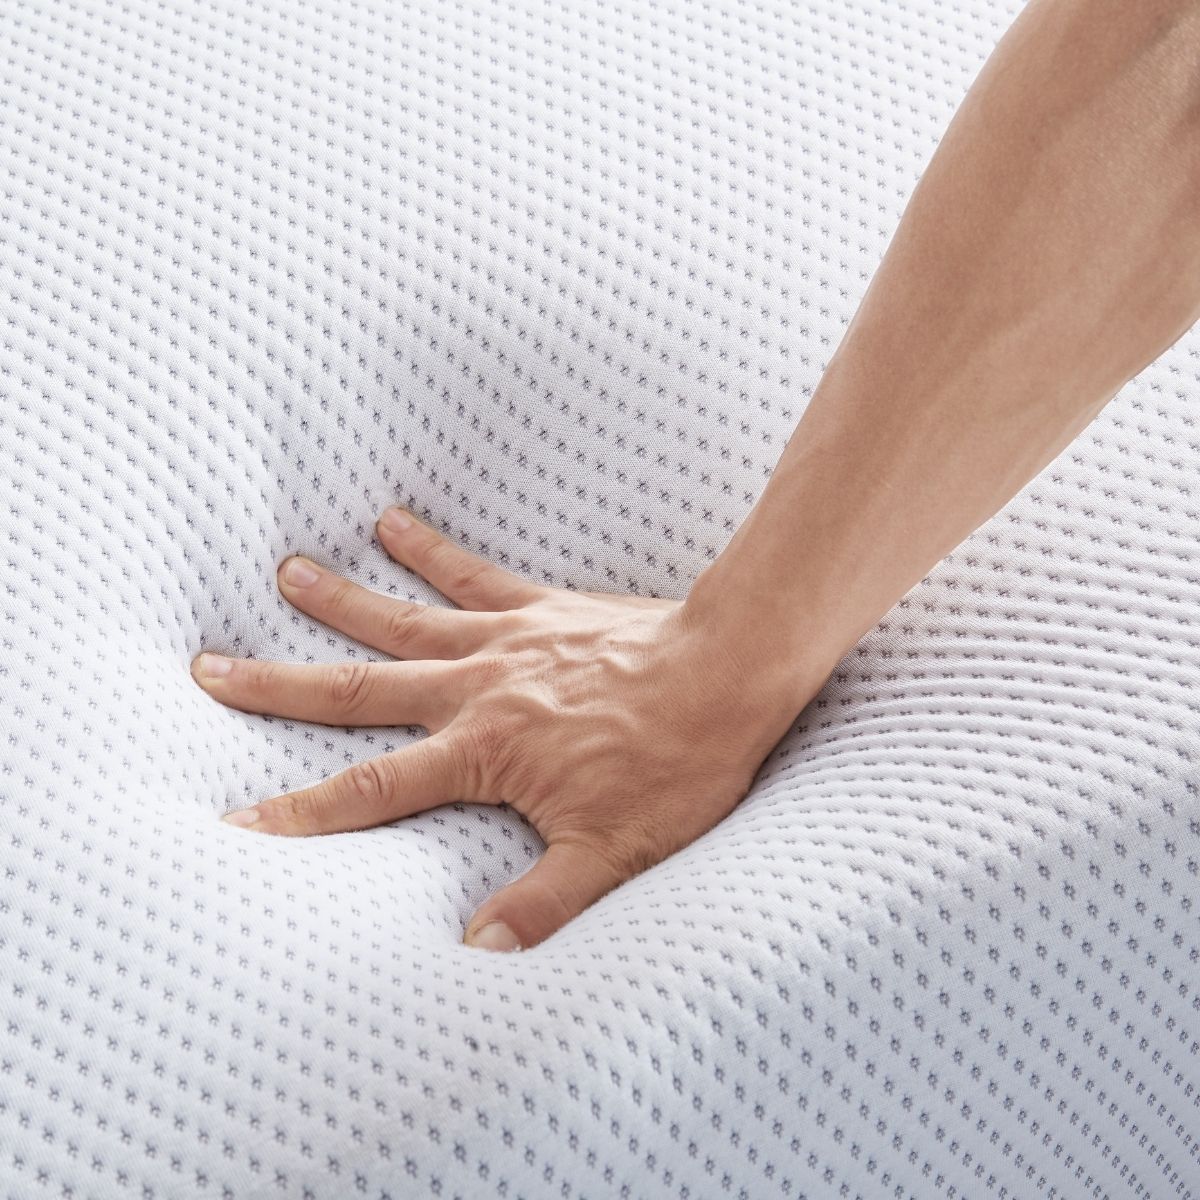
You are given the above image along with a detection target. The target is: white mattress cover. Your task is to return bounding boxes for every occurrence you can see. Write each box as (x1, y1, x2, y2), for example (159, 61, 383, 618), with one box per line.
(0, 0, 1197, 1196)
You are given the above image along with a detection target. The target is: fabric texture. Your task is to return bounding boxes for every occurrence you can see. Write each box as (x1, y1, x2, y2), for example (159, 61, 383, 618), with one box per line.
(1, 0, 1198, 1196)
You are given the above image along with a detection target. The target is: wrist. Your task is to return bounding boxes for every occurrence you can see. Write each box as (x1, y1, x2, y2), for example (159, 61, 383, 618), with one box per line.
(679, 384, 925, 707)
(678, 560, 844, 721)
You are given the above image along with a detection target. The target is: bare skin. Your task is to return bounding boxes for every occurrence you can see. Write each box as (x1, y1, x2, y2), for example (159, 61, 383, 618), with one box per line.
(192, 0, 1200, 952)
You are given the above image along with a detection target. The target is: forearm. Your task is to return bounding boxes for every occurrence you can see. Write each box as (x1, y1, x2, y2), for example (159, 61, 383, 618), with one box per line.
(684, 0, 1200, 714)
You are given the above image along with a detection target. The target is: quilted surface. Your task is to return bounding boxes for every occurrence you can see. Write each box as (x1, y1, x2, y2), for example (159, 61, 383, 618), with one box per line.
(1, 0, 1198, 1196)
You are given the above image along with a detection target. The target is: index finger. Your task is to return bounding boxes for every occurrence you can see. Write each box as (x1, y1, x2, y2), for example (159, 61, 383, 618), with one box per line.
(221, 730, 467, 836)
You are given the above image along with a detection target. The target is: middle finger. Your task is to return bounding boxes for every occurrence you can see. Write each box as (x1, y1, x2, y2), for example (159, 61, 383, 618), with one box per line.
(191, 654, 467, 730)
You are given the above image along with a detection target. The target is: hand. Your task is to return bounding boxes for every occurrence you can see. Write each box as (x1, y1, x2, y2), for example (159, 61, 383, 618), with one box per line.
(190, 506, 812, 951)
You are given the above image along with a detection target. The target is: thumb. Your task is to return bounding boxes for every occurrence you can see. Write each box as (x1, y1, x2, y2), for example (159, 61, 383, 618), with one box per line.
(463, 839, 626, 952)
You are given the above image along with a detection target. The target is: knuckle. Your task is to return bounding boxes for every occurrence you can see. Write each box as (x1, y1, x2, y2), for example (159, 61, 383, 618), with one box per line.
(273, 788, 322, 828)
(242, 659, 276, 696)
(382, 604, 424, 652)
(323, 577, 358, 621)
(451, 560, 492, 598)
(452, 712, 518, 799)
(422, 534, 457, 568)
(467, 652, 511, 690)
(343, 756, 395, 808)
(326, 662, 374, 712)
(428, 539, 488, 595)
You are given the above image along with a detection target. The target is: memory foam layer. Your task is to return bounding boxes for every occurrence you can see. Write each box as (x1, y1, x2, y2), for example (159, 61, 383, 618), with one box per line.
(0, 0, 1197, 1196)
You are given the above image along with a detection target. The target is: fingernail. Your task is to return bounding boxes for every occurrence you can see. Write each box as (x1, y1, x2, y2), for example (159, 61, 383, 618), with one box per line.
(379, 507, 413, 534)
(465, 920, 522, 952)
(282, 556, 321, 587)
(194, 653, 233, 679)
(222, 807, 261, 828)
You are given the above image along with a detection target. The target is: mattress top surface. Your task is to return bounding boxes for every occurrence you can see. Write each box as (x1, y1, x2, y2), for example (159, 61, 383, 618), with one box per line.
(1, 0, 1197, 1197)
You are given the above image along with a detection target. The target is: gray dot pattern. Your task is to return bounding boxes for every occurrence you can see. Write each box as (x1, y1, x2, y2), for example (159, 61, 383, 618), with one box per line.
(0, 0, 1197, 1196)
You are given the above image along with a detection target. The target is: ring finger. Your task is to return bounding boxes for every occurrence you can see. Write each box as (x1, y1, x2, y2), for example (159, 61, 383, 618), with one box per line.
(278, 555, 502, 659)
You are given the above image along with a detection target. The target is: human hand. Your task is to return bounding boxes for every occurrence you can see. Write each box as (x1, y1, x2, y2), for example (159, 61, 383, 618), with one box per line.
(191, 507, 815, 951)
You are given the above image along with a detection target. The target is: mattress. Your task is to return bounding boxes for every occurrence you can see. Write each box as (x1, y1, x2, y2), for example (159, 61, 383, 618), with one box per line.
(1, 0, 1197, 1196)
